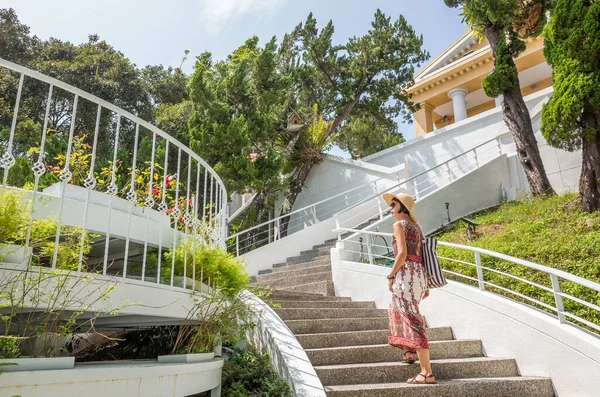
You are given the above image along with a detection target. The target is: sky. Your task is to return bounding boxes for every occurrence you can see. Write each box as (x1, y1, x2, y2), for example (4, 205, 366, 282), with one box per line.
(4, 0, 466, 156)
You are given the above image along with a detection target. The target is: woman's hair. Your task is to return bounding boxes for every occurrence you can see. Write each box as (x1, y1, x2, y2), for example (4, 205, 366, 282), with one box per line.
(391, 198, 410, 215)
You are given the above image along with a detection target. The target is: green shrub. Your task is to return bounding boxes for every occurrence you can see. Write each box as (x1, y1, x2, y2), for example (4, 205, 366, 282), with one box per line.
(0, 337, 21, 359)
(163, 240, 249, 296)
(0, 188, 30, 243)
(221, 347, 292, 397)
(437, 194, 600, 330)
(0, 188, 97, 270)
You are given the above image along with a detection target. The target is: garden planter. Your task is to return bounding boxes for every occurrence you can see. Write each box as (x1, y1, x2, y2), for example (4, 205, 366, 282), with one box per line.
(0, 244, 32, 265)
(0, 356, 75, 372)
(157, 352, 215, 364)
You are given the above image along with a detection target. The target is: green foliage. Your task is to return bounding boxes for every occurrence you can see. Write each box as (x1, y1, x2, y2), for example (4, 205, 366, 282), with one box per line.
(446, 0, 553, 96)
(437, 194, 600, 329)
(541, 0, 600, 152)
(295, 9, 429, 141)
(0, 188, 29, 243)
(0, 337, 21, 359)
(482, 36, 519, 98)
(173, 289, 254, 355)
(163, 240, 249, 297)
(336, 114, 405, 159)
(0, 266, 125, 357)
(221, 347, 292, 397)
(0, 188, 97, 270)
(188, 37, 287, 196)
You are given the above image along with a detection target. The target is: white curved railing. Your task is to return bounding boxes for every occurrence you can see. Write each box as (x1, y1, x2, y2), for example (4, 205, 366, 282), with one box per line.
(228, 135, 504, 256)
(0, 58, 227, 289)
(336, 227, 600, 335)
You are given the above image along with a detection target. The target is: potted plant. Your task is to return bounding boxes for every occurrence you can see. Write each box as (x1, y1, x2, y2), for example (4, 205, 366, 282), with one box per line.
(158, 287, 251, 364)
(0, 188, 33, 266)
(0, 264, 123, 372)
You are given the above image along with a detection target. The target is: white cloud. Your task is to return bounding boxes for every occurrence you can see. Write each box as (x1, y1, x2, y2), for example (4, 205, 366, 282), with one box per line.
(199, 0, 284, 34)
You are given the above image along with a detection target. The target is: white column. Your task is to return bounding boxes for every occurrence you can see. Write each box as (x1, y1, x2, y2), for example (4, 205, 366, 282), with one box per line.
(495, 94, 504, 107)
(448, 88, 469, 122)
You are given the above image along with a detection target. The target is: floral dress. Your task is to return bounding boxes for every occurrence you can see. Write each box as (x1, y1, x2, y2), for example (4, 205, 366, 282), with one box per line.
(388, 220, 429, 352)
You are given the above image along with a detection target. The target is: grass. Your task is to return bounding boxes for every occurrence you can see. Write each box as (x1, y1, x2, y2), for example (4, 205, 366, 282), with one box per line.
(436, 193, 600, 332)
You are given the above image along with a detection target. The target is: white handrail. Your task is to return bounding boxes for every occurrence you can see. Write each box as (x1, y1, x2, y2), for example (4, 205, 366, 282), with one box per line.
(0, 58, 228, 290)
(336, 227, 600, 334)
(0, 58, 227, 197)
(228, 134, 505, 255)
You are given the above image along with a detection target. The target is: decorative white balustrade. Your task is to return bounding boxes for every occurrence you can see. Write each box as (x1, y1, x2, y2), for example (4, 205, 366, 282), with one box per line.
(228, 135, 504, 256)
(0, 58, 227, 289)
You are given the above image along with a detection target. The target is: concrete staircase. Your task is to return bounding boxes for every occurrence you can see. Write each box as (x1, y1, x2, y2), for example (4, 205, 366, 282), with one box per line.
(252, 239, 338, 296)
(255, 241, 556, 397)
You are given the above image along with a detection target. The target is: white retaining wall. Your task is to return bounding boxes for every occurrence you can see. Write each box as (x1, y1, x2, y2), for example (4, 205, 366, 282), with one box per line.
(243, 291, 326, 397)
(0, 359, 223, 397)
(329, 249, 600, 397)
(285, 87, 582, 217)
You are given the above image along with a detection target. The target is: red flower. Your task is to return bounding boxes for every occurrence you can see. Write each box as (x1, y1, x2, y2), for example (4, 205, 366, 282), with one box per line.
(152, 188, 161, 197)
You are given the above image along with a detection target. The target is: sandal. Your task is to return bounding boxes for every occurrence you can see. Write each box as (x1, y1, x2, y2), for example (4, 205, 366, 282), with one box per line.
(401, 351, 416, 364)
(407, 373, 437, 384)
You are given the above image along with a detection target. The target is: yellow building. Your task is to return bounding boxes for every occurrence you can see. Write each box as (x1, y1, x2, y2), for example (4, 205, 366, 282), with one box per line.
(408, 32, 552, 136)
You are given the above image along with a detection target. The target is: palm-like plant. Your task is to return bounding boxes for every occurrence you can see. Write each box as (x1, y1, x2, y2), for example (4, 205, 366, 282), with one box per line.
(279, 105, 336, 236)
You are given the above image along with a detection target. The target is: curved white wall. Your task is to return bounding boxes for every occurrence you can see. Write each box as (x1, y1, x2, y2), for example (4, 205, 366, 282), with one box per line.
(242, 291, 326, 397)
(0, 359, 224, 397)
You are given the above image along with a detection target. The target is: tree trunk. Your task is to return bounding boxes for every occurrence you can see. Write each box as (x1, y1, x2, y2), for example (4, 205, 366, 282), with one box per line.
(246, 191, 268, 250)
(580, 112, 600, 212)
(485, 26, 556, 197)
(279, 162, 313, 238)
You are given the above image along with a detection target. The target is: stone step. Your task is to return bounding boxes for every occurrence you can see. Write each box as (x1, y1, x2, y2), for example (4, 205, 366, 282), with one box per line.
(274, 307, 387, 321)
(324, 377, 555, 397)
(258, 271, 332, 290)
(257, 264, 331, 283)
(272, 300, 377, 309)
(315, 357, 519, 386)
(306, 340, 483, 366)
(267, 291, 350, 301)
(296, 327, 454, 349)
(301, 246, 333, 256)
(271, 257, 331, 272)
(285, 317, 388, 334)
(286, 252, 330, 265)
(278, 280, 335, 296)
(313, 240, 337, 249)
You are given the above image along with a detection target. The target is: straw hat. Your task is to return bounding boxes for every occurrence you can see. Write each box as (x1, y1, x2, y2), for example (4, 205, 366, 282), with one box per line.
(382, 192, 417, 223)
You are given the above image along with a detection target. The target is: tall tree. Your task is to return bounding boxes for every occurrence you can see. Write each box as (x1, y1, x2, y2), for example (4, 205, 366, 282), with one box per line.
(541, 0, 600, 212)
(277, 10, 429, 234)
(187, 37, 289, 236)
(336, 114, 405, 159)
(445, 0, 556, 197)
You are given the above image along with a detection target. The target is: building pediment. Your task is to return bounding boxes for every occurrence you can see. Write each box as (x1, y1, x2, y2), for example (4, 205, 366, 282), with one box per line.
(416, 31, 487, 83)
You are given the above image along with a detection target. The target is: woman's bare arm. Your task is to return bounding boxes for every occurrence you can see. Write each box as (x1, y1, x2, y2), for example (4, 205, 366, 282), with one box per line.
(388, 221, 407, 278)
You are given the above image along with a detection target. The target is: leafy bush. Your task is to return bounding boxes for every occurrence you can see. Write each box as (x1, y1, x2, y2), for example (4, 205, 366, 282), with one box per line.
(0, 188, 97, 270)
(163, 239, 249, 296)
(0, 188, 30, 243)
(221, 347, 292, 397)
(0, 337, 21, 359)
(173, 288, 255, 355)
(437, 194, 600, 330)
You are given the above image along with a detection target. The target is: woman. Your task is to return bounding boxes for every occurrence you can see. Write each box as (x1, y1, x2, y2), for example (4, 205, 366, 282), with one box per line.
(382, 192, 436, 385)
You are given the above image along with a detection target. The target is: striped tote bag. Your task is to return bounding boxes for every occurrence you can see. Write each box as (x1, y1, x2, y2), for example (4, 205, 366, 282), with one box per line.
(422, 237, 447, 289)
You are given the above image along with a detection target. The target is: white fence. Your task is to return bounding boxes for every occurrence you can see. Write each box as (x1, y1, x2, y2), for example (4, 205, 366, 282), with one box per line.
(229, 135, 504, 257)
(336, 228, 600, 335)
(0, 57, 227, 289)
